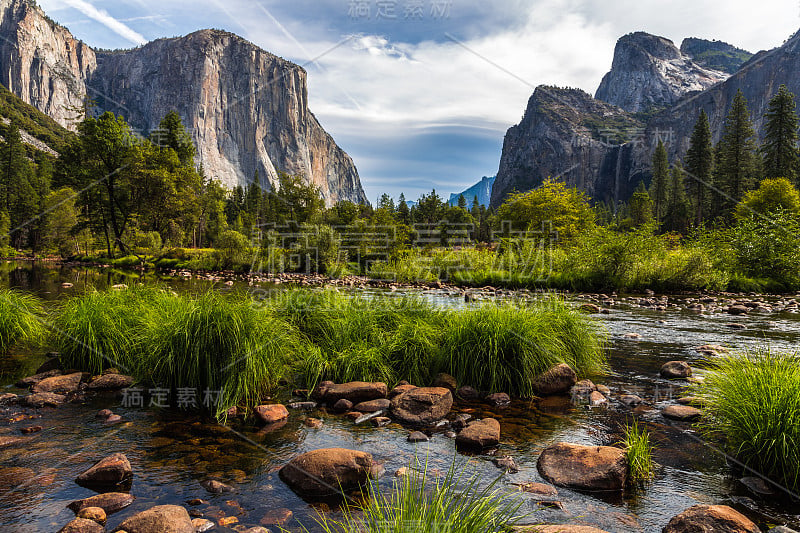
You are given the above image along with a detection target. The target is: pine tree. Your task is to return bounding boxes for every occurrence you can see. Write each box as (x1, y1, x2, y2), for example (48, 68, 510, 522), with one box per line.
(156, 111, 196, 168)
(0, 121, 35, 248)
(397, 193, 410, 225)
(718, 89, 759, 213)
(628, 181, 654, 227)
(457, 194, 467, 210)
(650, 140, 670, 224)
(685, 110, 714, 225)
(762, 84, 799, 183)
(664, 161, 691, 233)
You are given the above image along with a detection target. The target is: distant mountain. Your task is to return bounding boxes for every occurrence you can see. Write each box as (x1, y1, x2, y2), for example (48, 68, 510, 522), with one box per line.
(449, 176, 495, 207)
(680, 38, 753, 74)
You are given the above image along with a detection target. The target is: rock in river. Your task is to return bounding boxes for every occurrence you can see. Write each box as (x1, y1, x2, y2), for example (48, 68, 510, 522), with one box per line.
(537, 443, 627, 491)
(390, 387, 453, 426)
(662, 405, 702, 421)
(68, 492, 136, 514)
(280, 448, 374, 497)
(532, 364, 577, 396)
(86, 373, 134, 390)
(660, 361, 692, 379)
(114, 504, 194, 533)
(253, 404, 289, 424)
(76, 453, 132, 485)
(32, 372, 83, 394)
(21, 392, 66, 408)
(455, 418, 501, 450)
(58, 518, 104, 533)
(663, 504, 759, 533)
(312, 381, 388, 404)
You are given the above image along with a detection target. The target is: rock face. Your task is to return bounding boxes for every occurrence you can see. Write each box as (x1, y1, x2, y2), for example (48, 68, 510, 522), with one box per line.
(0, 0, 366, 205)
(115, 504, 194, 533)
(537, 443, 627, 491)
(662, 505, 760, 533)
(390, 387, 453, 426)
(279, 448, 374, 497)
(596, 32, 728, 113)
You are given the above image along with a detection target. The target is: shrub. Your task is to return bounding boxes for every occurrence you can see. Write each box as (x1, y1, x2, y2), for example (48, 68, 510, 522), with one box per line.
(693, 349, 800, 492)
(0, 289, 45, 354)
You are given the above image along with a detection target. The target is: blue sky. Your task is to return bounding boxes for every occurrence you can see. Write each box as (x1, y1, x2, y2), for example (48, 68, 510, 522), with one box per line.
(39, 0, 800, 203)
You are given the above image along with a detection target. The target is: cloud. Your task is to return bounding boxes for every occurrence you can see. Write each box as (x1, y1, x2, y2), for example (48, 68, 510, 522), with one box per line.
(61, 0, 147, 45)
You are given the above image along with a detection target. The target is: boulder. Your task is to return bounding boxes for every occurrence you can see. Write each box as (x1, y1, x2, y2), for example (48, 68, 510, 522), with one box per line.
(533, 364, 577, 396)
(114, 505, 194, 533)
(58, 518, 104, 533)
(333, 398, 354, 412)
(728, 305, 750, 315)
(388, 384, 417, 399)
(312, 381, 388, 404)
(620, 394, 643, 407)
(589, 391, 608, 406)
(485, 392, 511, 407)
(279, 448, 374, 497)
(86, 374, 134, 390)
(662, 405, 702, 421)
(77, 507, 107, 525)
(200, 479, 234, 494)
(660, 361, 692, 379)
(455, 418, 501, 450)
(580, 303, 601, 313)
(68, 492, 136, 514)
(253, 404, 289, 424)
(390, 387, 453, 426)
(76, 453, 132, 485)
(21, 392, 66, 407)
(32, 372, 83, 394)
(259, 508, 293, 526)
(15, 369, 62, 388)
(662, 505, 759, 533)
(432, 373, 458, 391)
(456, 385, 480, 401)
(537, 443, 627, 491)
(353, 399, 391, 412)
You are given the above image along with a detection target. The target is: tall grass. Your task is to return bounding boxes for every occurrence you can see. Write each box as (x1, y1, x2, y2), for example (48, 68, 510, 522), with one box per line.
(305, 459, 523, 533)
(0, 289, 45, 354)
(436, 298, 605, 397)
(692, 349, 800, 492)
(622, 420, 655, 484)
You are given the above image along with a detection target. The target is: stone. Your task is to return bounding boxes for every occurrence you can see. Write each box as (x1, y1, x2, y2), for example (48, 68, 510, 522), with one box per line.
(580, 303, 601, 313)
(571, 380, 596, 396)
(493, 456, 519, 472)
(676, 396, 704, 407)
(662, 505, 759, 533)
(0, 436, 26, 448)
(32, 372, 83, 394)
(77, 507, 107, 525)
(407, 431, 429, 443)
(371, 417, 391, 428)
(596, 384, 611, 396)
(390, 387, 453, 426)
(86, 373, 134, 390)
(619, 394, 643, 407)
(485, 392, 511, 407)
(517, 482, 558, 496)
(21, 392, 66, 407)
(455, 418, 501, 450)
(589, 391, 607, 406)
(69, 492, 136, 514)
(191, 518, 214, 532)
(537, 443, 627, 491)
(279, 448, 374, 497)
(200, 479, 234, 494)
(288, 401, 316, 410)
(15, 369, 62, 388)
(97, 409, 114, 418)
(253, 404, 289, 424)
(304, 417, 323, 429)
(740, 476, 775, 496)
(353, 398, 391, 412)
(388, 384, 417, 399)
(0, 392, 18, 404)
(432, 373, 457, 391)
(333, 399, 354, 412)
(115, 504, 194, 533)
(533, 364, 577, 396)
(662, 405, 702, 421)
(76, 453, 132, 485)
(58, 518, 104, 533)
(260, 508, 293, 526)
(312, 382, 388, 404)
(729, 305, 750, 315)
(660, 361, 692, 379)
(105, 414, 123, 424)
(456, 385, 480, 401)
(20, 425, 43, 434)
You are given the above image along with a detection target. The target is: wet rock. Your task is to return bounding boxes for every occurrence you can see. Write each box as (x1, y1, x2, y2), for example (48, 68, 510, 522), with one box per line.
(451, 413, 472, 430)
(86, 373, 134, 390)
(391, 387, 453, 426)
(571, 380, 596, 396)
(662, 504, 759, 533)
(304, 418, 323, 429)
(68, 492, 136, 514)
(660, 361, 692, 379)
(0, 392, 19, 404)
(76, 453, 132, 485)
(596, 384, 611, 396)
(493, 456, 519, 472)
(517, 482, 558, 496)
(288, 402, 316, 410)
(407, 431, 429, 443)
(695, 344, 727, 354)
(20, 425, 43, 434)
(15, 369, 62, 388)
(533, 364, 577, 396)
(662, 405, 702, 421)
(32, 372, 83, 394)
(333, 399, 353, 412)
(191, 518, 214, 532)
(769, 527, 800, 533)
(241, 528, 270, 533)
(260, 508, 293, 526)
(253, 404, 289, 425)
(312, 381, 388, 404)
(485, 392, 511, 407)
(35, 355, 62, 374)
(280, 448, 374, 497)
(115, 504, 194, 533)
(455, 418, 501, 450)
(58, 518, 105, 533)
(21, 392, 66, 407)
(726, 323, 748, 330)
(740, 476, 775, 496)
(371, 416, 391, 428)
(432, 373, 458, 391)
(105, 414, 123, 424)
(619, 395, 643, 407)
(456, 385, 480, 401)
(353, 399, 391, 412)
(77, 507, 107, 525)
(0, 436, 27, 448)
(96, 409, 114, 419)
(200, 479, 234, 494)
(580, 303, 601, 313)
(537, 443, 627, 491)
(676, 397, 704, 407)
(623, 332, 642, 339)
(729, 305, 750, 315)
(589, 391, 607, 406)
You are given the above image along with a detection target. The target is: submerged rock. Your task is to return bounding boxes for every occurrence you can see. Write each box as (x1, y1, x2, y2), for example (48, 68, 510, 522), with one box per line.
(455, 418, 501, 450)
(660, 361, 692, 379)
(533, 364, 577, 396)
(537, 443, 627, 491)
(407, 431, 429, 443)
(0, 436, 27, 449)
(280, 448, 374, 497)
(21, 392, 66, 408)
(485, 392, 511, 407)
(662, 504, 759, 533)
(58, 518, 104, 533)
(76, 453, 132, 485)
(390, 387, 453, 426)
(200, 479, 234, 494)
(662, 405, 702, 421)
(115, 504, 194, 533)
(68, 492, 136, 514)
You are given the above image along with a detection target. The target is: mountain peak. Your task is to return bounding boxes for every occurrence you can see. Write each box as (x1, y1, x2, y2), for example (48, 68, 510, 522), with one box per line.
(680, 37, 752, 74)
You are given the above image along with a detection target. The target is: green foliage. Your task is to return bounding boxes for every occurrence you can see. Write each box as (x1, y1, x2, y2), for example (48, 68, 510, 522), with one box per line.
(650, 140, 670, 223)
(717, 90, 759, 211)
(42, 187, 79, 257)
(306, 459, 523, 533)
(663, 162, 691, 233)
(627, 181, 654, 228)
(622, 420, 655, 484)
(496, 180, 595, 242)
(762, 85, 799, 182)
(735, 178, 800, 219)
(693, 349, 800, 492)
(685, 110, 714, 225)
(0, 289, 45, 354)
(0, 83, 70, 152)
(729, 208, 800, 288)
(214, 229, 251, 269)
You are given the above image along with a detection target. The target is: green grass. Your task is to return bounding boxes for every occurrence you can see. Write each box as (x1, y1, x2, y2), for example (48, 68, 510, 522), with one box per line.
(0, 289, 46, 354)
(692, 349, 800, 492)
(303, 459, 524, 533)
(622, 420, 655, 484)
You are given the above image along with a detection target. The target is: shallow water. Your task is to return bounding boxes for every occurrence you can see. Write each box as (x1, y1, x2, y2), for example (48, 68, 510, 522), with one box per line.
(1, 261, 800, 532)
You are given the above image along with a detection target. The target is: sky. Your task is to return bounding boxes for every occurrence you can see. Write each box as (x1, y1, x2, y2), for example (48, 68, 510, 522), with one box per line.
(38, 0, 800, 203)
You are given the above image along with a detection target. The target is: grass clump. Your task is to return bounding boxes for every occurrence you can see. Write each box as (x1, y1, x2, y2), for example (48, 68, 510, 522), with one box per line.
(622, 420, 655, 484)
(0, 289, 45, 354)
(692, 349, 800, 492)
(306, 459, 523, 533)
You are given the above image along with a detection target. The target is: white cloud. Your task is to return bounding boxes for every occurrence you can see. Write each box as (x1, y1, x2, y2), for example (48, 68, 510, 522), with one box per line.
(61, 0, 147, 45)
